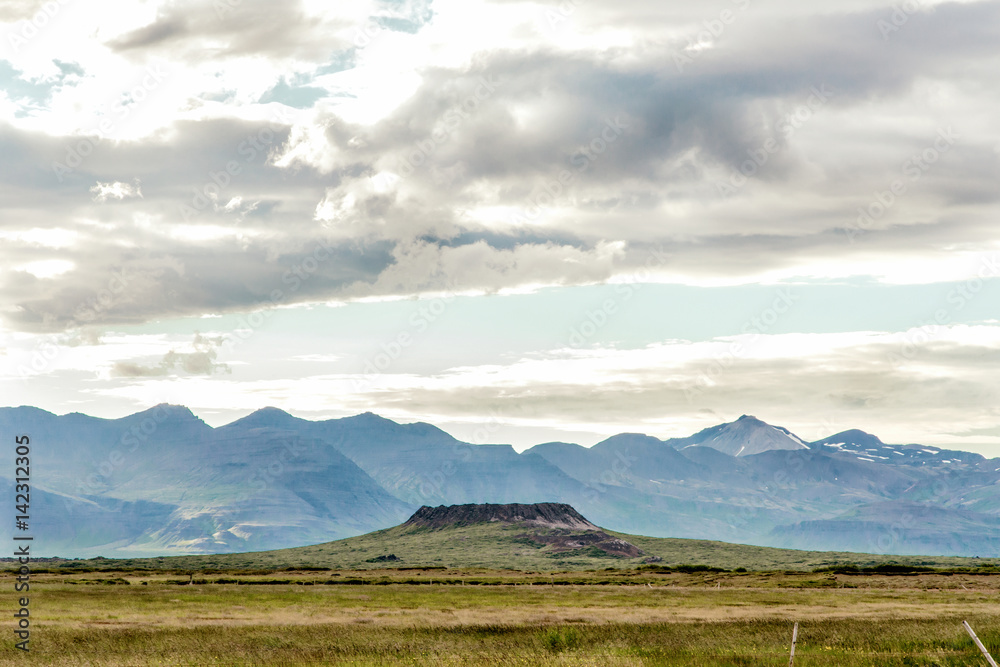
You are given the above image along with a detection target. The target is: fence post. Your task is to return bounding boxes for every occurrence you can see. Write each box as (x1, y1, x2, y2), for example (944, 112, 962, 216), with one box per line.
(964, 621, 999, 667)
(788, 622, 799, 667)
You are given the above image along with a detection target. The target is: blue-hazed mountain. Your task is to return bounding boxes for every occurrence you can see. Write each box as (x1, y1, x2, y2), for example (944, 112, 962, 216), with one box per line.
(216, 409, 676, 541)
(220, 409, 595, 509)
(0, 405, 414, 556)
(811, 429, 986, 467)
(770, 501, 1000, 556)
(665, 414, 811, 456)
(1, 405, 999, 558)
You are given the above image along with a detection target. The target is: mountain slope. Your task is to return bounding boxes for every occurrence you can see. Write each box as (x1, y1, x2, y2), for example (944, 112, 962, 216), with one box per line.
(812, 429, 985, 467)
(771, 501, 1000, 556)
(3, 405, 999, 559)
(0, 405, 414, 556)
(230, 409, 603, 511)
(674, 414, 809, 457)
(78, 502, 995, 573)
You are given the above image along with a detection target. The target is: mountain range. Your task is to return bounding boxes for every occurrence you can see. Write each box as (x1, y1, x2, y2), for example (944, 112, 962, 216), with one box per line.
(2, 405, 999, 558)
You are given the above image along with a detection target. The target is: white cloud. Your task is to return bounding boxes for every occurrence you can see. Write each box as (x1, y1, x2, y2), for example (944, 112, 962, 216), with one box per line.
(14, 259, 74, 279)
(60, 323, 999, 454)
(90, 179, 142, 202)
(0, 228, 79, 248)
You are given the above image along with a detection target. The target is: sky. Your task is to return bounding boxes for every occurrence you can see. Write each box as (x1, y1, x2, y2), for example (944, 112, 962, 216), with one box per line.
(1, 0, 999, 454)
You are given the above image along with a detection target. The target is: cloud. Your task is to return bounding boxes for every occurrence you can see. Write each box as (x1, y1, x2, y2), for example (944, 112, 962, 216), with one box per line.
(81, 324, 1000, 453)
(106, 0, 373, 62)
(110, 333, 231, 378)
(343, 239, 627, 298)
(328, 325, 1000, 446)
(0, 0, 51, 22)
(90, 179, 142, 202)
(0, 0, 998, 338)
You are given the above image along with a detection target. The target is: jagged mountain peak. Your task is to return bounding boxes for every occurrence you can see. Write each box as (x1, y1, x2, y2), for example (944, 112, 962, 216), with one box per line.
(126, 403, 210, 428)
(4, 404, 998, 559)
(682, 414, 809, 457)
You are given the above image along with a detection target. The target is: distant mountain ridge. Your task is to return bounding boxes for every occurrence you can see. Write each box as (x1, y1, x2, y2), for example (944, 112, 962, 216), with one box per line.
(2, 404, 998, 559)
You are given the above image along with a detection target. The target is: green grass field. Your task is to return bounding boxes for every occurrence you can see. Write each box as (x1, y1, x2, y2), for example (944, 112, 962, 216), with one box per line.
(5, 525, 1000, 664)
(2, 568, 999, 665)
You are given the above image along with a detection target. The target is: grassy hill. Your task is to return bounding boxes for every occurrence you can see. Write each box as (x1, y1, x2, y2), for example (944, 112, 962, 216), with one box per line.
(18, 519, 996, 573)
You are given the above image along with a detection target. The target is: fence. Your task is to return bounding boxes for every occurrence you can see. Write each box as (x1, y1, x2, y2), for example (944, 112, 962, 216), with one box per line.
(786, 621, 995, 666)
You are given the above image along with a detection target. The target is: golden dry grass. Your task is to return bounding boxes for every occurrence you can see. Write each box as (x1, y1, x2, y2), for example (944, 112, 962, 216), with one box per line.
(2, 570, 999, 665)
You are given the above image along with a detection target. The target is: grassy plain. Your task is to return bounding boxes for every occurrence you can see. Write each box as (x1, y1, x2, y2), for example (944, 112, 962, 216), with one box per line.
(4, 526, 1000, 664)
(2, 568, 999, 665)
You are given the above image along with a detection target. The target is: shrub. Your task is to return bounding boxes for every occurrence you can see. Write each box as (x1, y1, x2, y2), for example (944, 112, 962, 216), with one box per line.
(541, 627, 581, 652)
